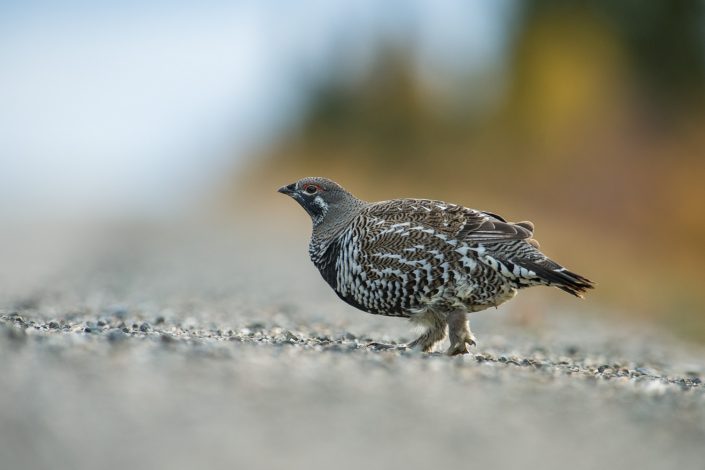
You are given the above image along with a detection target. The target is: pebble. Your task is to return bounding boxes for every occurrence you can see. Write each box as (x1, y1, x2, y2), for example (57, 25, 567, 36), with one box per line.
(282, 330, 299, 342)
(107, 329, 126, 342)
(160, 334, 176, 344)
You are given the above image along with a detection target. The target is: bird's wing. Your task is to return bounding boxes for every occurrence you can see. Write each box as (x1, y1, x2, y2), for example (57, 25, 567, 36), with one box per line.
(363, 199, 532, 244)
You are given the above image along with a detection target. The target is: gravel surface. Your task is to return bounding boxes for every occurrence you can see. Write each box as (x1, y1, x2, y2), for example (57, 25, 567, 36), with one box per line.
(1, 225, 704, 470)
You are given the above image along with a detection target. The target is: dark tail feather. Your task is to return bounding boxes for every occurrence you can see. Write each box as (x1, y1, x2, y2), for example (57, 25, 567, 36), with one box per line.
(519, 260, 595, 298)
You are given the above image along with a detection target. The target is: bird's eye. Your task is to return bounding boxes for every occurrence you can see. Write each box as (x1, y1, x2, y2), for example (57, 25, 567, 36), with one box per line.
(304, 185, 318, 194)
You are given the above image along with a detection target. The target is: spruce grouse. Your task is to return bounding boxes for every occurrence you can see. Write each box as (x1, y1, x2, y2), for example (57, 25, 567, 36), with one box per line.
(278, 177, 594, 355)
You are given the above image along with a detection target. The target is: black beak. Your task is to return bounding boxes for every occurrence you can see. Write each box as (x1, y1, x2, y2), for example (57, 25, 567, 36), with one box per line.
(277, 183, 296, 195)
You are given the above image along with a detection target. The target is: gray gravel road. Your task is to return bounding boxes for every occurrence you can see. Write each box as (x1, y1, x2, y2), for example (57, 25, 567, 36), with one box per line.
(1, 224, 704, 470)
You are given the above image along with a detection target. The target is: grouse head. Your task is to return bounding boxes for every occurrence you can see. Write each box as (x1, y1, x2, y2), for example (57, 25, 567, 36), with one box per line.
(278, 177, 365, 233)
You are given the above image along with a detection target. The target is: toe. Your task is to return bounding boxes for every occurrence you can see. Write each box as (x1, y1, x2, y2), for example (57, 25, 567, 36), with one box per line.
(447, 343, 470, 356)
(467, 334, 477, 347)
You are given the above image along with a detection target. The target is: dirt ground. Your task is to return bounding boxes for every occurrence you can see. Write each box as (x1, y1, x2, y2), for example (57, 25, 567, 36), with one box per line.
(1, 222, 703, 470)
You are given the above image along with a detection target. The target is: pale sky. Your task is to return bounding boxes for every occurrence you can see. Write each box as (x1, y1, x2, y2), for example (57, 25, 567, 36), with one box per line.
(0, 0, 512, 218)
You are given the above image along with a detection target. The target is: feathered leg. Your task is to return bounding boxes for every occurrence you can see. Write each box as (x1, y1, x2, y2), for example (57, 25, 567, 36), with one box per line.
(407, 310, 447, 352)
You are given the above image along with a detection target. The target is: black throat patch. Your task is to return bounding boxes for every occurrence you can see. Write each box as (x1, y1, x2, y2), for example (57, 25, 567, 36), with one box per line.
(302, 195, 328, 225)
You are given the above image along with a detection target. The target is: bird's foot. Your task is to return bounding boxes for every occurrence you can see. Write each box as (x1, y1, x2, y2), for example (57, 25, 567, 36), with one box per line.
(446, 334, 477, 356)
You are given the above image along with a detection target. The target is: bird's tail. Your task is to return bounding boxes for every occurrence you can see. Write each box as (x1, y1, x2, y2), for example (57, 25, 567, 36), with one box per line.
(517, 259, 595, 298)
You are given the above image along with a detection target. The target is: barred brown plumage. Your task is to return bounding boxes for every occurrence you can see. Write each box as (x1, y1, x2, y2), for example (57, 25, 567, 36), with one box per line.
(278, 177, 594, 355)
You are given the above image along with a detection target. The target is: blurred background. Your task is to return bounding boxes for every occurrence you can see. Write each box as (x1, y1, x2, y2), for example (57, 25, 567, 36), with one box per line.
(1, 0, 705, 341)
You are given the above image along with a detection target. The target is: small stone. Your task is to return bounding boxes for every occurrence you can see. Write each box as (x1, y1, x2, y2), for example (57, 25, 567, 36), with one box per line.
(97, 320, 107, 327)
(343, 332, 356, 341)
(367, 342, 395, 351)
(107, 329, 126, 342)
(83, 327, 92, 333)
(139, 322, 151, 332)
(48, 321, 60, 329)
(692, 377, 701, 385)
(635, 367, 652, 376)
(154, 316, 165, 325)
(160, 334, 175, 344)
(282, 330, 299, 342)
(598, 365, 610, 373)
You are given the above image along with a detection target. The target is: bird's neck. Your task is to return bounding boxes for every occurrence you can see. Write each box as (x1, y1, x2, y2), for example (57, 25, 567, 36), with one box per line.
(311, 198, 366, 241)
